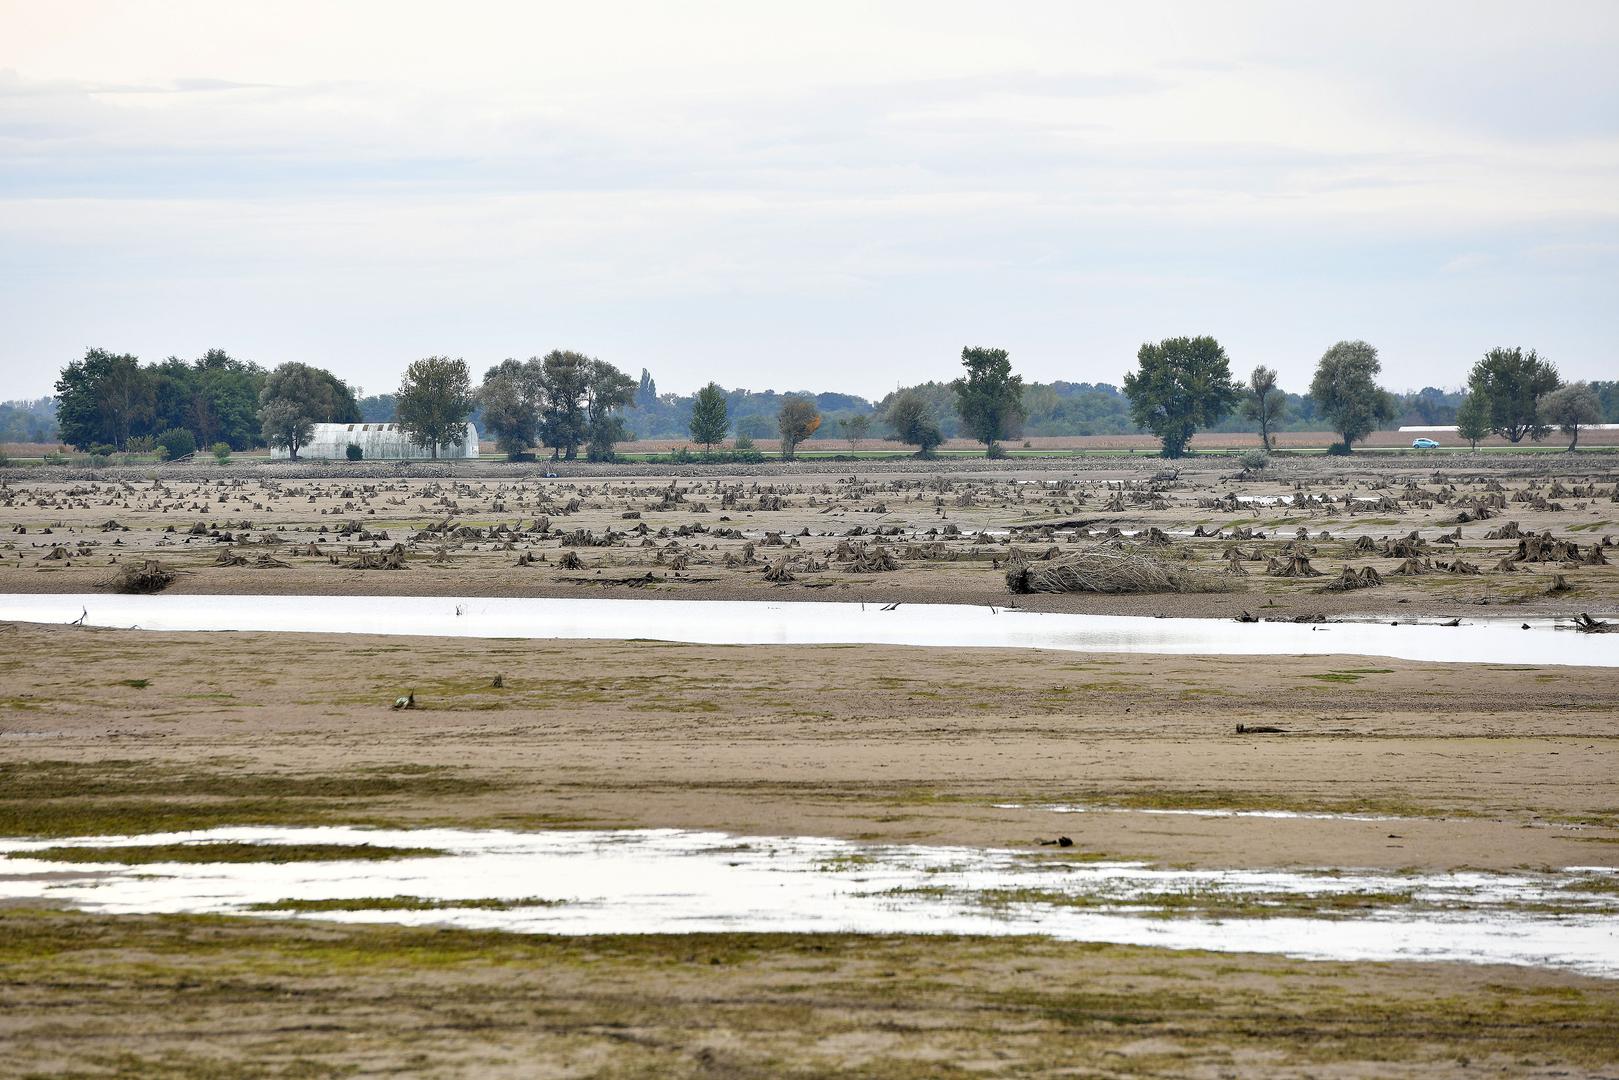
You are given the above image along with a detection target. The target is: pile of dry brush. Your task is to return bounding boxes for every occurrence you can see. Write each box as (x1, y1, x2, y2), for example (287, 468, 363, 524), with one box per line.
(1007, 547, 1231, 595)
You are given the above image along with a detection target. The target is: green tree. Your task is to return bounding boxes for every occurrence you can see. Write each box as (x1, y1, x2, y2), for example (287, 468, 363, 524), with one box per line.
(777, 396, 821, 459)
(584, 358, 638, 461)
(1309, 340, 1395, 452)
(1122, 336, 1241, 458)
(477, 358, 546, 456)
(951, 346, 1025, 456)
(689, 382, 730, 451)
(539, 350, 591, 459)
(1454, 393, 1490, 450)
(1539, 382, 1601, 451)
(839, 412, 871, 448)
(1466, 347, 1560, 443)
(396, 356, 474, 459)
(54, 349, 154, 450)
(259, 399, 313, 459)
(191, 349, 267, 449)
(1242, 365, 1286, 450)
(883, 388, 943, 457)
(155, 427, 196, 461)
(260, 362, 360, 425)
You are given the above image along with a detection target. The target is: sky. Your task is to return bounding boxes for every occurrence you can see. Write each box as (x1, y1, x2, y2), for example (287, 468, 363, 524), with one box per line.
(1, 0, 1615, 402)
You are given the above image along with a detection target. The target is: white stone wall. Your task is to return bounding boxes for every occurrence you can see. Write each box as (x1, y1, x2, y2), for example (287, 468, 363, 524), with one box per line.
(269, 422, 480, 460)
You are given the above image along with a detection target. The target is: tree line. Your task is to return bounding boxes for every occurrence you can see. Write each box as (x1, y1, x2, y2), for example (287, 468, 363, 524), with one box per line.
(43, 340, 1615, 460)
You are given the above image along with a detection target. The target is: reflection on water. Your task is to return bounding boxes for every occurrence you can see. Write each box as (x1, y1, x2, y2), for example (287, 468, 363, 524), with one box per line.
(2, 826, 1615, 977)
(1, 594, 1614, 666)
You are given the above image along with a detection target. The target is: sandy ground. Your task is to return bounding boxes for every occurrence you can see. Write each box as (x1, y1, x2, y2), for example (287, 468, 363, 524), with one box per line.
(2, 455, 1617, 1076)
(3, 625, 1616, 869)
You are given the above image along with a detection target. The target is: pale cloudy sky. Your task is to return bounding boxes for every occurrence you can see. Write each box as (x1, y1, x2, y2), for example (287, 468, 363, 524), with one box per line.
(1, 0, 1615, 400)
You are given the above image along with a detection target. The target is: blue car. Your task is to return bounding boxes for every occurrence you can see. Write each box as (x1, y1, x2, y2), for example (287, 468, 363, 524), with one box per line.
(1411, 437, 1440, 449)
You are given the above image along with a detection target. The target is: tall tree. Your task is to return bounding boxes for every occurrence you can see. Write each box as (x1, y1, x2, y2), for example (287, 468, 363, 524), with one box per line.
(776, 396, 821, 459)
(259, 399, 313, 459)
(1242, 365, 1285, 450)
(539, 350, 591, 459)
(477, 358, 545, 456)
(689, 382, 730, 451)
(259, 362, 360, 455)
(1539, 382, 1601, 451)
(55, 349, 154, 450)
(1122, 336, 1241, 458)
(1454, 393, 1490, 450)
(191, 349, 267, 450)
(395, 356, 474, 458)
(583, 358, 638, 461)
(1466, 347, 1560, 443)
(1309, 340, 1395, 452)
(636, 368, 658, 408)
(951, 346, 1025, 456)
(883, 388, 943, 457)
(839, 413, 872, 448)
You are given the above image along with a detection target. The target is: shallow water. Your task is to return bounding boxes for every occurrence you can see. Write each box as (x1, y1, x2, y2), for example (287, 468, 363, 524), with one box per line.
(2, 826, 1614, 977)
(2, 594, 1614, 666)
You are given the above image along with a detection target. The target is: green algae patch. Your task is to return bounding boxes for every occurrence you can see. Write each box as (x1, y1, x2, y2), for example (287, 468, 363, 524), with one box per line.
(17, 842, 446, 865)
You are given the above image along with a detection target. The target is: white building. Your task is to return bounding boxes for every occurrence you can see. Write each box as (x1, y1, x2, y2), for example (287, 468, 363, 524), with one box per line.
(270, 422, 481, 460)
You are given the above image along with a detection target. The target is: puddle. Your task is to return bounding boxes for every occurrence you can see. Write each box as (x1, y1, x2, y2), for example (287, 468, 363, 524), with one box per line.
(2, 826, 1615, 977)
(2, 594, 1615, 667)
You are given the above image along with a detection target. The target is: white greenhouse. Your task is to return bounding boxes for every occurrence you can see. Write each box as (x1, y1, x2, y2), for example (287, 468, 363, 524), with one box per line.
(270, 422, 481, 460)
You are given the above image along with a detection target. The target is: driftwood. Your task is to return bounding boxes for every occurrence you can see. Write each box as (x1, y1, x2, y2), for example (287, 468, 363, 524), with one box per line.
(1008, 547, 1229, 595)
(104, 559, 178, 594)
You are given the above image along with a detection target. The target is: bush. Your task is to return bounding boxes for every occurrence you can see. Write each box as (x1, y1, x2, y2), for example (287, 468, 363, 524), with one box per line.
(345, 443, 363, 461)
(0, 447, 9, 467)
(1326, 441, 1351, 456)
(211, 442, 232, 464)
(155, 428, 197, 461)
(1239, 449, 1270, 472)
(126, 435, 157, 454)
(733, 433, 755, 451)
(88, 443, 118, 458)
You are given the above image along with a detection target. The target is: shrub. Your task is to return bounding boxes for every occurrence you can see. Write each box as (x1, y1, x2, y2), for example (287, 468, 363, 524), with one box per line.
(0, 447, 9, 467)
(126, 435, 157, 454)
(1239, 449, 1270, 472)
(1326, 441, 1351, 456)
(733, 433, 755, 451)
(155, 428, 197, 461)
(211, 442, 232, 464)
(345, 443, 363, 461)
